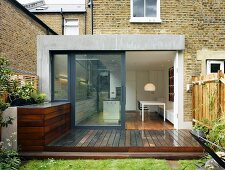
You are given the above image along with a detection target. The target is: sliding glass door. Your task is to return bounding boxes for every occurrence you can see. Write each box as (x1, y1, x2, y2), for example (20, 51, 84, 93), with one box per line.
(75, 53, 125, 127)
(52, 52, 125, 129)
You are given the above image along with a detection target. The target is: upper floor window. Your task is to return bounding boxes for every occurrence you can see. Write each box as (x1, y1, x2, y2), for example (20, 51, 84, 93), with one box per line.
(206, 60, 225, 74)
(130, 0, 161, 23)
(64, 19, 79, 35)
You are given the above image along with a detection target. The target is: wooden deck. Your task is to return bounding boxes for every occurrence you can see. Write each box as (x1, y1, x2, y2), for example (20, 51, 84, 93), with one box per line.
(45, 129, 203, 153)
(20, 129, 204, 159)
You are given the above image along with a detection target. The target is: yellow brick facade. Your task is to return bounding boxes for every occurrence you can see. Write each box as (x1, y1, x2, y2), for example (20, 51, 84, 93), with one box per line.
(0, 0, 55, 73)
(92, 0, 225, 121)
(35, 13, 87, 35)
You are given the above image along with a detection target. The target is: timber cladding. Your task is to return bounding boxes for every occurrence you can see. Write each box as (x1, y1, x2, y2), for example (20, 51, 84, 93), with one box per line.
(17, 103, 71, 152)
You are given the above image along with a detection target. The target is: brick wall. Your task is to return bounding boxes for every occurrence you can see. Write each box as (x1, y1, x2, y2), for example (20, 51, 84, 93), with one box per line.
(93, 0, 225, 121)
(35, 13, 87, 35)
(0, 0, 55, 74)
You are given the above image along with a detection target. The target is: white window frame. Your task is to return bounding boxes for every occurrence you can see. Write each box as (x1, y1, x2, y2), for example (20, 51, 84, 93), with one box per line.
(64, 19, 79, 35)
(206, 60, 224, 74)
(130, 0, 161, 23)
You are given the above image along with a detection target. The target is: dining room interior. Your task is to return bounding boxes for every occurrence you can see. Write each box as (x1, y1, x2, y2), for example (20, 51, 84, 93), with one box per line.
(125, 51, 176, 130)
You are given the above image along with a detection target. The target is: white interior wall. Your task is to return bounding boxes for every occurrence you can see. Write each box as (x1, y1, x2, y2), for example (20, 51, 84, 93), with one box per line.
(126, 71, 137, 110)
(126, 70, 166, 111)
(136, 71, 150, 101)
(149, 70, 165, 100)
(110, 70, 121, 99)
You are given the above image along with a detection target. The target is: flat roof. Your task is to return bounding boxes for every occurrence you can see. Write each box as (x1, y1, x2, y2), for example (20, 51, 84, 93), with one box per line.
(18, 0, 86, 13)
(30, 4, 86, 13)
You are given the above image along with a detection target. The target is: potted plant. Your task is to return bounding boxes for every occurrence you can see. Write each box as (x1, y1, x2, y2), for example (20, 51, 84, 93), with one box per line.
(9, 82, 46, 106)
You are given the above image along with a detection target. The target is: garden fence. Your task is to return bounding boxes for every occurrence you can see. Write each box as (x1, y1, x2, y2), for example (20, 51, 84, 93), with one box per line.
(192, 71, 225, 128)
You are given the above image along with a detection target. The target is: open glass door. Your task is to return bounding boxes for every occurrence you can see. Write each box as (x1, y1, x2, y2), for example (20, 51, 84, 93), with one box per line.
(74, 53, 125, 128)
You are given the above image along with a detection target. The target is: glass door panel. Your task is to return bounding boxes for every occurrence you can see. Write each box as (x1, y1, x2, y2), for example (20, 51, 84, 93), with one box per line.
(53, 54, 68, 100)
(75, 53, 123, 126)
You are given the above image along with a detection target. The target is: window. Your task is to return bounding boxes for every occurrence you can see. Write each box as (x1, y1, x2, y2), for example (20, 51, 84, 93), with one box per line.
(130, 0, 161, 23)
(53, 54, 68, 100)
(206, 60, 224, 74)
(64, 19, 79, 35)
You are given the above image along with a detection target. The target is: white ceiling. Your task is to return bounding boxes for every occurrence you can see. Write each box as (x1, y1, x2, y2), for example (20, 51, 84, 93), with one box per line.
(126, 51, 176, 71)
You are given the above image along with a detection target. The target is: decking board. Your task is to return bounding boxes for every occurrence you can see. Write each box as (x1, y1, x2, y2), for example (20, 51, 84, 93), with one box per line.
(46, 129, 203, 154)
(107, 130, 117, 147)
(95, 130, 107, 147)
(113, 130, 121, 147)
(100, 130, 112, 147)
(88, 130, 103, 147)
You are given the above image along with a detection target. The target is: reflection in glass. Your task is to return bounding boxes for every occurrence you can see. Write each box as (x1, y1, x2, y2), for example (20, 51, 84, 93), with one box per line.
(133, 0, 144, 17)
(75, 54, 122, 126)
(211, 64, 221, 73)
(133, 0, 157, 18)
(53, 54, 68, 100)
(146, 0, 157, 17)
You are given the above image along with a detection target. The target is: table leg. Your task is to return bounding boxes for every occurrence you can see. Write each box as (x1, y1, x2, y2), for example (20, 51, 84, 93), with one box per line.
(142, 104, 144, 122)
(164, 104, 165, 122)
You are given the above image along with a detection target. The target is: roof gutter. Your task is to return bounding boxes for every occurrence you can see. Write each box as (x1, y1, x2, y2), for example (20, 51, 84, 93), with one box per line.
(8, 0, 57, 35)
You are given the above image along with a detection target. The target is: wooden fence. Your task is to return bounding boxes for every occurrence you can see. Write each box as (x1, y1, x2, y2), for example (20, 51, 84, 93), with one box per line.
(192, 71, 225, 127)
(10, 74, 39, 90)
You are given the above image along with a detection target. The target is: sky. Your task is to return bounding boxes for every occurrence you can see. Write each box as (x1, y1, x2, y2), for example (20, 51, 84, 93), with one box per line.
(16, 0, 85, 5)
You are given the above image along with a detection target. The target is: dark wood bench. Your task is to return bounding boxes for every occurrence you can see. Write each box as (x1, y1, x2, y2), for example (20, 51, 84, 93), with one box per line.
(190, 131, 225, 169)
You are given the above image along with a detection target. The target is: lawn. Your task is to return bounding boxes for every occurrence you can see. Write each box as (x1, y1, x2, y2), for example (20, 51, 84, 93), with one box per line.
(20, 159, 199, 170)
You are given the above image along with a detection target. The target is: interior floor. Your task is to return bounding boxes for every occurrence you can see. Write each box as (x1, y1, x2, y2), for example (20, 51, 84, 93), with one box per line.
(77, 111, 174, 130)
(126, 111, 174, 130)
(77, 112, 120, 126)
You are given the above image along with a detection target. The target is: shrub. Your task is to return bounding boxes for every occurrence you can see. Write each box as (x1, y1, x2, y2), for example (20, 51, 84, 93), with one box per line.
(0, 56, 13, 127)
(9, 82, 46, 106)
(207, 117, 225, 147)
(0, 133, 21, 170)
(193, 123, 209, 134)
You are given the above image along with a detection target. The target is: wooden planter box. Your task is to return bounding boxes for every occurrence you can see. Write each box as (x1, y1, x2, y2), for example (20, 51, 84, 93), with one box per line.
(17, 102, 71, 152)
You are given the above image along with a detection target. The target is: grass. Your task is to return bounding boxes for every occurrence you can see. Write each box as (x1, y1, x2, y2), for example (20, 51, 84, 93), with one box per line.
(20, 159, 200, 170)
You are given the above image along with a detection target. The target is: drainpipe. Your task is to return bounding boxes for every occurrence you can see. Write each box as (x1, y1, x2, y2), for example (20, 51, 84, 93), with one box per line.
(88, 0, 94, 35)
(84, 11, 87, 35)
(61, 8, 64, 35)
(46, 28, 50, 35)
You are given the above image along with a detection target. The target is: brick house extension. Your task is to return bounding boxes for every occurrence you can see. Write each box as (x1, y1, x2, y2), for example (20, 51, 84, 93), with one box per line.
(0, 0, 56, 73)
(11, 0, 225, 128)
(92, 0, 225, 122)
(22, 0, 225, 129)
